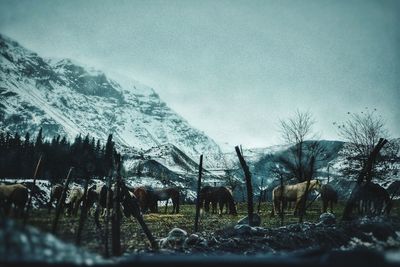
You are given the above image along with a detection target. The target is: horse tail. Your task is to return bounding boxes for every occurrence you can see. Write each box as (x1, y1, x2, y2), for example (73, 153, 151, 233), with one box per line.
(229, 197, 237, 215)
(176, 195, 180, 213)
(226, 189, 237, 215)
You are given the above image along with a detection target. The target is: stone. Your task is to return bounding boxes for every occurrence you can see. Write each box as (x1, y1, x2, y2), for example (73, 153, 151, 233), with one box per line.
(237, 214, 261, 226)
(159, 228, 188, 249)
(317, 212, 336, 226)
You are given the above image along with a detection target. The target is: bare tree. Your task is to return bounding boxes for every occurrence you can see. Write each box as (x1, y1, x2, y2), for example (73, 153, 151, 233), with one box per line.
(278, 110, 325, 222)
(278, 110, 324, 182)
(335, 109, 398, 182)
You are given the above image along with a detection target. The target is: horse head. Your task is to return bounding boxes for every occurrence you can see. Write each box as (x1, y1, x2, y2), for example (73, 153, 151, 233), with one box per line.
(311, 179, 322, 191)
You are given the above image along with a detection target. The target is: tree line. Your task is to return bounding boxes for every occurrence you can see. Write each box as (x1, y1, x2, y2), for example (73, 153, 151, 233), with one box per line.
(0, 128, 121, 183)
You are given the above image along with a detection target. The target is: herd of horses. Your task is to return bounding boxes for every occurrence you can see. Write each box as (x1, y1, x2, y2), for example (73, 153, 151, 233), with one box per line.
(0, 178, 393, 221)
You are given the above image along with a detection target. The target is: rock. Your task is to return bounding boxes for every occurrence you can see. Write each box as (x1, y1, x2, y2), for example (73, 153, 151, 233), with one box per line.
(317, 213, 336, 226)
(183, 233, 208, 249)
(159, 228, 188, 250)
(234, 224, 253, 235)
(237, 214, 261, 226)
(0, 219, 105, 264)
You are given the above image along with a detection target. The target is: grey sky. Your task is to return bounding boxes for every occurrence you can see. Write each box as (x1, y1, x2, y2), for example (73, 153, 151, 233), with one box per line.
(1, 0, 399, 149)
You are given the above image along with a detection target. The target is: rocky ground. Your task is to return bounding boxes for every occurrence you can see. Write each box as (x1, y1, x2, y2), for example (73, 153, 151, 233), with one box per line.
(2, 213, 400, 266)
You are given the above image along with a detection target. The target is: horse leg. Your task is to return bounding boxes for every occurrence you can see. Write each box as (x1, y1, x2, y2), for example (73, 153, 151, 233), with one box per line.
(330, 201, 333, 213)
(218, 200, 223, 216)
(277, 198, 282, 216)
(175, 197, 179, 214)
(205, 200, 210, 213)
(165, 199, 168, 214)
(170, 199, 175, 214)
(294, 198, 302, 216)
(212, 201, 217, 214)
(48, 196, 53, 214)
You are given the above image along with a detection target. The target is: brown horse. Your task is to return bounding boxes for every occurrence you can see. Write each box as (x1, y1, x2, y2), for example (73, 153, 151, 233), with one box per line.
(133, 186, 156, 213)
(320, 184, 338, 213)
(271, 179, 321, 216)
(199, 186, 237, 215)
(0, 183, 29, 217)
(133, 186, 180, 214)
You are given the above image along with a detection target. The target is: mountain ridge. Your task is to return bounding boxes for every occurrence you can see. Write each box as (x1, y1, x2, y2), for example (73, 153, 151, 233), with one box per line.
(0, 33, 223, 166)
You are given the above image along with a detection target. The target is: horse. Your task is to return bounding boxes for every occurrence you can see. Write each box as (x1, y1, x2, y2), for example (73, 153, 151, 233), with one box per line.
(199, 186, 218, 213)
(152, 188, 180, 214)
(320, 184, 338, 213)
(356, 182, 391, 215)
(91, 182, 145, 231)
(48, 184, 64, 214)
(271, 179, 322, 216)
(133, 186, 157, 213)
(65, 187, 84, 216)
(199, 186, 237, 215)
(0, 183, 29, 218)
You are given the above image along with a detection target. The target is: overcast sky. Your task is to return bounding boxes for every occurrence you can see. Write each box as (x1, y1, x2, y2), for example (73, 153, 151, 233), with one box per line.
(1, 0, 399, 149)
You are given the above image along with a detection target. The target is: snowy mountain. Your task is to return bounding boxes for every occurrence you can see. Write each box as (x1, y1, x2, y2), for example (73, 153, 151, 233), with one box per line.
(0, 34, 223, 166)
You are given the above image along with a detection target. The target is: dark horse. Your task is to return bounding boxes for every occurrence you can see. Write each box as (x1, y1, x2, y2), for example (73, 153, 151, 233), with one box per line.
(133, 187, 180, 214)
(152, 188, 180, 214)
(343, 181, 392, 219)
(0, 183, 29, 218)
(199, 186, 237, 215)
(48, 184, 64, 214)
(320, 184, 338, 213)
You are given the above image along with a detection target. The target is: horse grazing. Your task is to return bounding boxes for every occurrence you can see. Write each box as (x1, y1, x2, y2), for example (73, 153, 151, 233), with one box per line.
(199, 186, 218, 213)
(200, 186, 237, 215)
(0, 183, 29, 218)
(320, 184, 338, 213)
(271, 179, 321, 216)
(65, 187, 84, 216)
(48, 184, 64, 214)
(152, 188, 180, 214)
(356, 182, 392, 215)
(133, 186, 156, 213)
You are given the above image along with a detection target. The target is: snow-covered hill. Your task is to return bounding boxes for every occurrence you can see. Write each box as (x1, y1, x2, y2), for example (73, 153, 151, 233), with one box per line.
(0, 34, 222, 166)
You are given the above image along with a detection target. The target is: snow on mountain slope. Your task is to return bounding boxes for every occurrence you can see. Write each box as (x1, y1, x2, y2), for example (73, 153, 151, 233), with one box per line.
(0, 34, 223, 166)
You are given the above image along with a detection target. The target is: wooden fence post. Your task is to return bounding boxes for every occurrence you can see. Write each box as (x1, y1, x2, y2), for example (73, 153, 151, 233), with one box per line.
(23, 154, 42, 226)
(111, 173, 122, 256)
(119, 182, 158, 250)
(235, 146, 254, 226)
(104, 173, 112, 258)
(279, 172, 284, 226)
(257, 176, 264, 214)
(52, 167, 74, 234)
(75, 175, 90, 245)
(194, 155, 203, 232)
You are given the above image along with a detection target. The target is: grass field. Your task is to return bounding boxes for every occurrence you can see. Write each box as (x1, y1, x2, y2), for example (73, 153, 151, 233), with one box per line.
(23, 200, 399, 255)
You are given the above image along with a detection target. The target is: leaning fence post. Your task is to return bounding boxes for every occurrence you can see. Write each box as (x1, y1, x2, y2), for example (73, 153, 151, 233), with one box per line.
(111, 170, 122, 256)
(120, 182, 158, 250)
(235, 146, 254, 226)
(194, 154, 203, 232)
(23, 154, 42, 226)
(52, 167, 74, 234)
(75, 175, 90, 245)
(104, 173, 112, 258)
